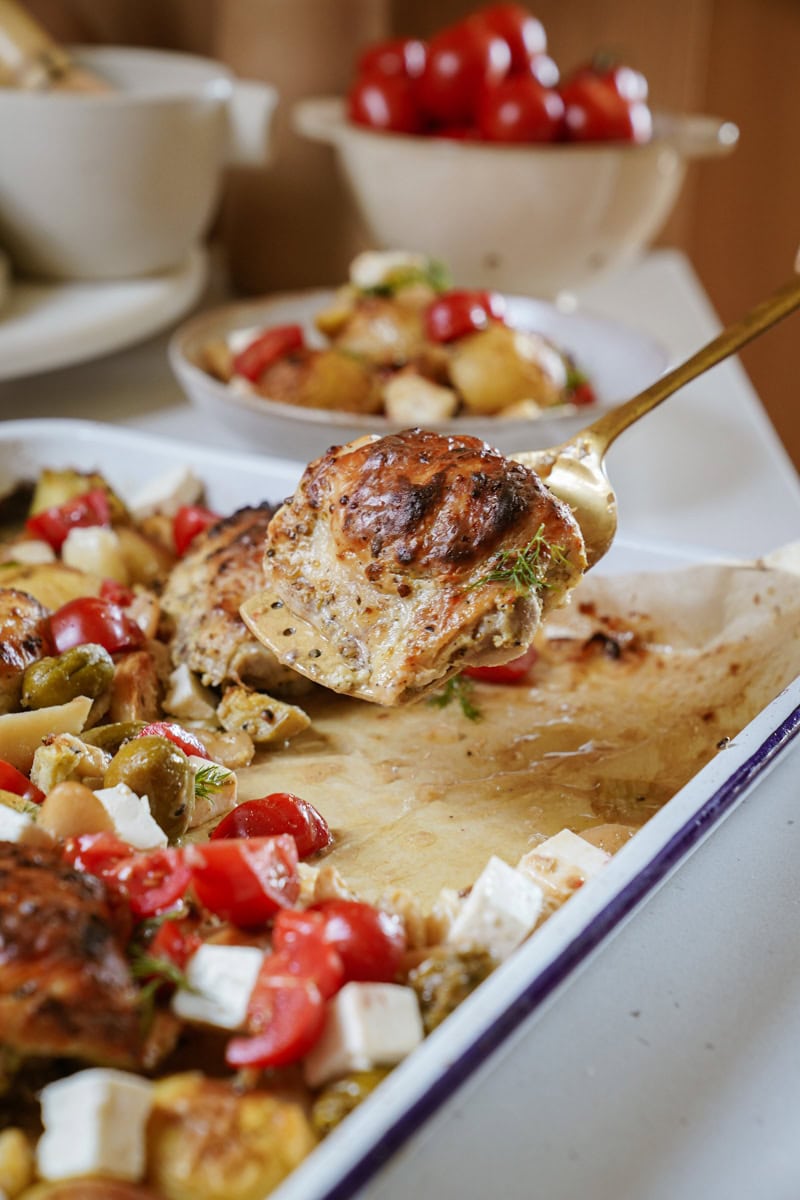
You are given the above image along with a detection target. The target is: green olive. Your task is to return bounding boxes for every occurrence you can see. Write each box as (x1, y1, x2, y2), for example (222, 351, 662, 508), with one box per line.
(81, 721, 147, 755)
(310, 1069, 390, 1137)
(105, 735, 194, 841)
(21, 643, 114, 711)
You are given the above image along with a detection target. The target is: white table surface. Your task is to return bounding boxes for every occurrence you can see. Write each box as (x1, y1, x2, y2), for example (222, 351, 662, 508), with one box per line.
(1, 249, 799, 1200)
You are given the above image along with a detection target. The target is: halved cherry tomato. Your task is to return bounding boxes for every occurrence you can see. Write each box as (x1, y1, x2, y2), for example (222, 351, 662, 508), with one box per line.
(571, 379, 597, 406)
(357, 36, 427, 81)
(49, 596, 145, 655)
(560, 74, 652, 143)
(0, 758, 45, 805)
(137, 721, 211, 761)
(347, 73, 422, 134)
(416, 21, 511, 127)
(310, 900, 406, 983)
(477, 75, 564, 142)
(267, 917, 346, 999)
(147, 916, 202, 972)
(99, 578, 135, 607)
(462, 643, 538, 683)
(64, 831, 134, 878)
(225, 972, 325, 1069)
(186, 836, 299, 928)
(64, 834, 192, 918)
(470, 4, 547, 73)
(172, 505, 221, 557)
(211, 792, 331, 858)
(25, 488, 110, 552)
(425, 289, 506, 343)
(232, 324, 305, 383)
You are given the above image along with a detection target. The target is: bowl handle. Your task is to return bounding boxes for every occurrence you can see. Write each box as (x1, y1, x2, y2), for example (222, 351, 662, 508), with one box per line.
(226, 80, 279, 167)
(664, 114, 740, 160)
(292, 96, 345, 145)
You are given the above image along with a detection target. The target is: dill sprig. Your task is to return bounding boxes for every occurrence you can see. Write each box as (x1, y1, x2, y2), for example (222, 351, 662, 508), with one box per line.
(468, 525, 569, 597)
(194, 763, 229, 800)
(362, 258, 451, 297)
(429, 674, 481, 721)
(131, 951, 196, 1031)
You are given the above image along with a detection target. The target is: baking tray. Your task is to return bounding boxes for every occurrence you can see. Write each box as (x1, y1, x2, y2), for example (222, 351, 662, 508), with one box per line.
(2, 418, 799, 1200)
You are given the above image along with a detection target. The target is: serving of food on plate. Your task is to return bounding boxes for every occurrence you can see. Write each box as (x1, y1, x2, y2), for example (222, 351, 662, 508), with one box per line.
(0, 429, 799, 1200)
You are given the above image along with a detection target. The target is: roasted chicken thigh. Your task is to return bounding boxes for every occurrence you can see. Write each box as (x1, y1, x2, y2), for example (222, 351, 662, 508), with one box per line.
(242, 429, 585, 704)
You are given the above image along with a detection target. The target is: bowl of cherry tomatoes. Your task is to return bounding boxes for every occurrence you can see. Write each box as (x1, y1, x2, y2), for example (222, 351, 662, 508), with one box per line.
(295, 3, 737, 296)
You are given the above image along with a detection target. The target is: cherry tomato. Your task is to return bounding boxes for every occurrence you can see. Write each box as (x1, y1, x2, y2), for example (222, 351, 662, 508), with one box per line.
(462, 643, 539, 683)
(357, 36, 426, 80)
(560, 74, 652, 143)
(225, 972, 325, 1069)
(99, 578, 135, 607)
(571, 58, 648, 103)
(347, 73, 422, 134)
(211, 792, 331, 858)
(527, 52, 559, 89)
(109, 848, 192, 918)
(137, 721, 211, 761)
(425, 289, 506, 343)
(147, 916, 202, 971)
(64, 831, 134, 878)
(432, 124, 480, 140)
(25, 488, 110, 552)
(310, 900, 406, 983)
(172, 504, 221, 557)
(268, 918, 346, 999)
(0, 758, 45, 804)
(470, 4, 547, 73)
(187, 836, 300, 928)
(49, 596, 145, 655)
(571, 379, 597, 406)
(477, 75, 564, 142)
(416, 21, 511, 127)
(233, 324, 305, 383)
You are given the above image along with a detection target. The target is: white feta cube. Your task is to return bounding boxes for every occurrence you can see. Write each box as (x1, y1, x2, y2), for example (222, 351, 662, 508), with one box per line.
(126, 466, 203, 521)
(517, 829, 610, 913)
(61, 526, 128, 584)
(163, 663, 218, 722)
(7, 538, 56, 564)
(304, 982, 424, 1089)
(93, 782, 167, 850)
(188, 755, 238, 827)
(349, 250, 429, 290)
(0, 805, 51, 847)
(447, 856, 543, 961)
(172, 944, 264, 1030)
(37, 1068, 153, 1183)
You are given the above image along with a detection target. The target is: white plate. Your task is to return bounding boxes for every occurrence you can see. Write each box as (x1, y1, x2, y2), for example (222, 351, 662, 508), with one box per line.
(0, 246, 208, 381)
(169, 289, 670, 460)
(2, 419, 799, 1199)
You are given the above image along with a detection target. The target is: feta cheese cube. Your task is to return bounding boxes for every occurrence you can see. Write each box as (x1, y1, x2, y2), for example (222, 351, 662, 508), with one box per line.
(93, 782, 168, 850)
(447, 856, 543, 961)
(349, 250, 429, 290)
(172, 944, 264, 1030)
(163, 663, 218, 722)
(37, 1068, 153, 1182)
(304, 982, 424, 1089)
(6, 538, 55, 564)
(0, 805, 51, 847)
(188, 755, 238, 827)
(126, 466, 203, 521)
(517, 829, 610, 914)
(61, 526, 128, 584)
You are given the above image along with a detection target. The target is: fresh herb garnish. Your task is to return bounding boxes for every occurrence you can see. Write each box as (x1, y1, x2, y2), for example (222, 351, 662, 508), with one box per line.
(194, 763, 229, 800)
(468, 525, 569, 597)
(362, 258, 451, 298)
(131, 951, 196, 1031)
(429, 674, 481, 721)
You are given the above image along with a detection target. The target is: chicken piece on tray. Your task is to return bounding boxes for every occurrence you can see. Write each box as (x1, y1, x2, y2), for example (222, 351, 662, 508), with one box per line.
(161, 503, 311, 699)
(0, 587, 51, 715)
(0, 840, 142, 1067)
(241, 429, 586, 705)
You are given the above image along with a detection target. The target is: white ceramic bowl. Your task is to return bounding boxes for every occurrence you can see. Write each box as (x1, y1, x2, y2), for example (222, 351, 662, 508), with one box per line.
(169, 288, 669, 461)
(295, 98, 738, 297)
(0, 47, 277, 281)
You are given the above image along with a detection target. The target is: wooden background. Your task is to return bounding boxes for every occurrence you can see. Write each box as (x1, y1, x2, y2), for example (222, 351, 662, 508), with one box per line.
(27, 0, 800, 467)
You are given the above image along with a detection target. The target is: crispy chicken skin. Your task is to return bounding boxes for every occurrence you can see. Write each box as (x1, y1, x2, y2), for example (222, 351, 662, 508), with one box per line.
(245, 430, 585, 705)
(0, 840, 141, 1066)
(0, 588, 51, 714)
(161, 504, 310, 697)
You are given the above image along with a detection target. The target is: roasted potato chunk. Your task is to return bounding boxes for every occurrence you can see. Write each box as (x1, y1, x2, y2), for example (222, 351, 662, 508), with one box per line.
(449, 325, 567, 414)
(256, 348, 382, 415)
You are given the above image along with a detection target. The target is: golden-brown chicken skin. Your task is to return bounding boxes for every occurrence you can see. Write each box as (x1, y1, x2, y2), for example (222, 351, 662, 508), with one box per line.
(243, 430, 585, 705)
(0, 840, 142, 1066)
(0, 588, 51, 715)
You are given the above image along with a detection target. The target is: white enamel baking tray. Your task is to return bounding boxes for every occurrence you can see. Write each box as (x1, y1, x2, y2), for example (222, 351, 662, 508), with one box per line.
(2, 419, 799, 1200)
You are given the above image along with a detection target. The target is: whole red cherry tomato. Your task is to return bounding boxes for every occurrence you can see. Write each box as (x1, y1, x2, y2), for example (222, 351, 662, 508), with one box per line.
(357, 36, 426, 80)
(570, 58, 648, 103)
(560, 74, 652, 143)
(99, 578, 135, 607)
(416, 21, 511, 127)
(0, 758, 45, 804)
(49, 596, 145, 655)
(172, 505, 220, 556)
(26, 488, 111, 552)
(310, 899, 406, 983)
(477, 75, 564, 142)
(470, 4, 547, 72)
(233, 324, 305, 383)
(347, 74, 422, 134)
(211, 792, 331, 858)
(425, 290, 506, 343)
(462, 643, 539, 683)
(527, 52, 559, 88)
(186, 836, 299, 928)
(137, 721, 211, 761)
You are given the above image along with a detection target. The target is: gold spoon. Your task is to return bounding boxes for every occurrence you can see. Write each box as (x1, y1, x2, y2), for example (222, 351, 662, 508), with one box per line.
(512, 272, 800, 568)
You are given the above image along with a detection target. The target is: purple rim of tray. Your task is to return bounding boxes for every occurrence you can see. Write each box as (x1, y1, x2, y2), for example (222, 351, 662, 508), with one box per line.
(318, 698, 800, 1200)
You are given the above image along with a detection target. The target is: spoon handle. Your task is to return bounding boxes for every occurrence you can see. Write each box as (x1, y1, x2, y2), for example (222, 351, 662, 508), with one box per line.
(579, 272, 800, 456)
